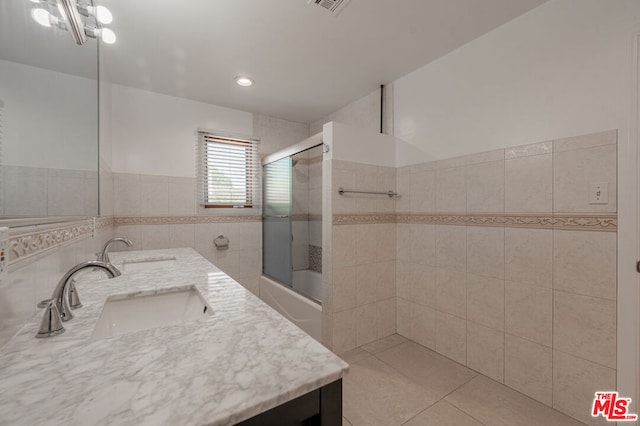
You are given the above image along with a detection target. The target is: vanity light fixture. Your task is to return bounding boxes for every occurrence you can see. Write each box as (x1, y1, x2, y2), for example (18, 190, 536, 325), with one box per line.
(31, 0, 116, 46)
(235, 76, 254, 87)
(77, 3, 112, 24)
(31, 8, 56, 27)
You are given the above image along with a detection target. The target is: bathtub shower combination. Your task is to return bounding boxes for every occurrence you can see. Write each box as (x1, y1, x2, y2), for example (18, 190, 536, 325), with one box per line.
(260, 137, 323, 341)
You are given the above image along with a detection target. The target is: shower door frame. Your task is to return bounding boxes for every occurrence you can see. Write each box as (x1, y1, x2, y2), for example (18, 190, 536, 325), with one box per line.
(261, 132, 324, 295)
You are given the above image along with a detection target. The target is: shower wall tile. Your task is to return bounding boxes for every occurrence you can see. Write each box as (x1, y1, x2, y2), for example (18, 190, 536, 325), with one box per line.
(505, 281, 552, 347)
(466, 226, 504, 280)
(356, 303, 378, 346)
(552, 350, 616, 425)
(333, 266, 357, 312)
(435, 166, 466, 213)
(466, 274, 504, 331)
(435, 225, 466, 272)
(466, 160, 504, 214)
(409, 170, 435, 213)
(84, 171, 99, 217)
(553, 143, 616, 213)
(410, 303, 436, 349)
(435, 268, 467, 318)
(140, 224, 170, 250)
(375, 223, 396, 262)
(377, 298, 397, 339)
(114, 173, 141, 216)
(505, 334, 552, 406)
(4, 166, 47, 217)
(505, 228, 552, 288)
(395, 167, 411, 212)
(409, 223, 436, 266)
(47, 169, 85, 216)
(376, 261, 396, 301)
(332, 225, 357, 268)
(333, 308, 356, 354)
(168, 177, 196, 216)
(396, 298, 411, 337)
(553, 129, 616, 153)
(356, 225, 377, 264)
(408, 264, 436, 308)
(169, 224, 195, 249)
(141, 175, 169, 216)
(505, 141, 552, 159)
(465, 148, 504, 165)
(505, 154, 553, 213)
(356, 264, 378, 306)
(553, 230, 616, 300)
(393, 129, 618, 421)
(435, 311, 466, 365)
(553, 291, 616, 369)
(466, 321, 504, 383)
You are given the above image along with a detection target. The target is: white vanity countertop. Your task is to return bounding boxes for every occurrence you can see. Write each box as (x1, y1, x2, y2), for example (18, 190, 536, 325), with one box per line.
(0, 248, 348, 425)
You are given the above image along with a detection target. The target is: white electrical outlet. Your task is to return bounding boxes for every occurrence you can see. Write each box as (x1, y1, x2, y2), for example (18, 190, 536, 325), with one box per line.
(589, 182, 608, 205)
(0, 227, 9, 284)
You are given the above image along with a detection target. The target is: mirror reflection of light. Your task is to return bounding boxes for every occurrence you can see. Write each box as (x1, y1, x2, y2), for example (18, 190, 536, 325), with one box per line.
(95, 5, 113, 24)
(101, 28, 116, 44)
(31, 8, 51, 27)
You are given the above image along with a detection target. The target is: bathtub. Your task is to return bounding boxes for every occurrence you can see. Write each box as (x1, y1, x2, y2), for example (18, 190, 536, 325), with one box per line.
(259, 271, 322, 342)
(292, 269, 323, 302)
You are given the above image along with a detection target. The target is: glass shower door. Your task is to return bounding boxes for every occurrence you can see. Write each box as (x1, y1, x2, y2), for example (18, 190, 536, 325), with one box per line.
(262, 156, 292, 286)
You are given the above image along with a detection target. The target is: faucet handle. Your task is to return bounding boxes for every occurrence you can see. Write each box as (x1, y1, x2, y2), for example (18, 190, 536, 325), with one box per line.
(36, 299, 65, 338)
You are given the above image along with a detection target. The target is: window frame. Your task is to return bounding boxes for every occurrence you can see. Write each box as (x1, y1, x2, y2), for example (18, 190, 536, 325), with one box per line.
(200, 134, 257, 209)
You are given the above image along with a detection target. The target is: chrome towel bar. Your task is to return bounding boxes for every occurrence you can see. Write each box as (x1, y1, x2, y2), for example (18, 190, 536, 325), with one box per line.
(338, 187, 398, 198)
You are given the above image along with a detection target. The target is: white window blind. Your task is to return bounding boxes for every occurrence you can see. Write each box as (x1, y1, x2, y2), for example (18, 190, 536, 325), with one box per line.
(196, 131, 260, 208)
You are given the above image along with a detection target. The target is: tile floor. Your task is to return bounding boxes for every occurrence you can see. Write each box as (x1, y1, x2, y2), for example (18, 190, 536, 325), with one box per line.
(340, 334, 584, 426)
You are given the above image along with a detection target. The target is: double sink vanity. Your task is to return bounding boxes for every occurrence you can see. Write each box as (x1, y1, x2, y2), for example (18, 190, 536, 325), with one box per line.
(0, 248, 348, 425)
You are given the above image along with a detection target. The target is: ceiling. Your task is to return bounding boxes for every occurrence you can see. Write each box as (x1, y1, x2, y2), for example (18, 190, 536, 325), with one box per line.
(4, 0, 549, 124)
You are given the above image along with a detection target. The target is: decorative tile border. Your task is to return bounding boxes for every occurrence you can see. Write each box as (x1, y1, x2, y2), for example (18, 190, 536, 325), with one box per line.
(292, 214, 323, 222)
(334, 213, 617, 232)
(114, 215, 262, 225)
(95, 216, 115, 230)
(9, 220, 94, 265)
(332, 213, 397, 225)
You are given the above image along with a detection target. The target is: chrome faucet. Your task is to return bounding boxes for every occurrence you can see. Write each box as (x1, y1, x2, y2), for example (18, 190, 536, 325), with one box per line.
(36, 260, 120, 338)
(97, 237, 133, 265)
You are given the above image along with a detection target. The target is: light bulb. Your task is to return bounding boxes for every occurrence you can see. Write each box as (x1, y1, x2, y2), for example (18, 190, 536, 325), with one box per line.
(100, 27, 116, 44)
(235, 76, 254, 87)
(94, 5, 112, 24)
(31, 8, 52, 27)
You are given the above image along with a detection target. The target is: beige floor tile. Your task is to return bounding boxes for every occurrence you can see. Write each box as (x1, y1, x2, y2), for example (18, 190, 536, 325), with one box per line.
(343, 417, 353, 426)
(445, 375, 583, 426)
(361, 334, 408, 354)
(343, 356, 435, 426)
(376, 341, 477, 399)
(403, 401, 483, 426)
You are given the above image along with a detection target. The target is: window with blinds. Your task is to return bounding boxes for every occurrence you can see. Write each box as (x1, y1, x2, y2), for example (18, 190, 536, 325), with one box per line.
(196, 131, 260, 208)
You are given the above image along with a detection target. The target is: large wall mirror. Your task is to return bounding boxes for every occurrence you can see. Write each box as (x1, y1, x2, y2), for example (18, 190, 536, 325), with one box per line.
(0, 0, 99, 222)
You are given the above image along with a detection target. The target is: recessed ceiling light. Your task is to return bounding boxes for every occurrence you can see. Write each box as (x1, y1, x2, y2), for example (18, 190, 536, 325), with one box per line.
(235, 76, 254, 87)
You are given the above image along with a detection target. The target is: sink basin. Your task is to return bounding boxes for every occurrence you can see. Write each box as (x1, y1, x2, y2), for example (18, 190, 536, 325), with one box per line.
(121, 256, 177, 272)
(92, 286, 212, 339)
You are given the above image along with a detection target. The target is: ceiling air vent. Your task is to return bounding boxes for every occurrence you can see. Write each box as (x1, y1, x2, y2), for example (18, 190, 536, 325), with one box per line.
(308, 0, 352, 16)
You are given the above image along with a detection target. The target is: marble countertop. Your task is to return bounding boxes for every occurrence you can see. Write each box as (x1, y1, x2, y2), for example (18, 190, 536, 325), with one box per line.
(0, 248, 348, 425)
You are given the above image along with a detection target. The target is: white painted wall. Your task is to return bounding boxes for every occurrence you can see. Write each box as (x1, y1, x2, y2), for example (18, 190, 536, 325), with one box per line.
(394, 0, 640, 165)
(110, 84, 253, 177)
(0, 59, 98, 171)
(323, 121, 396, 168)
